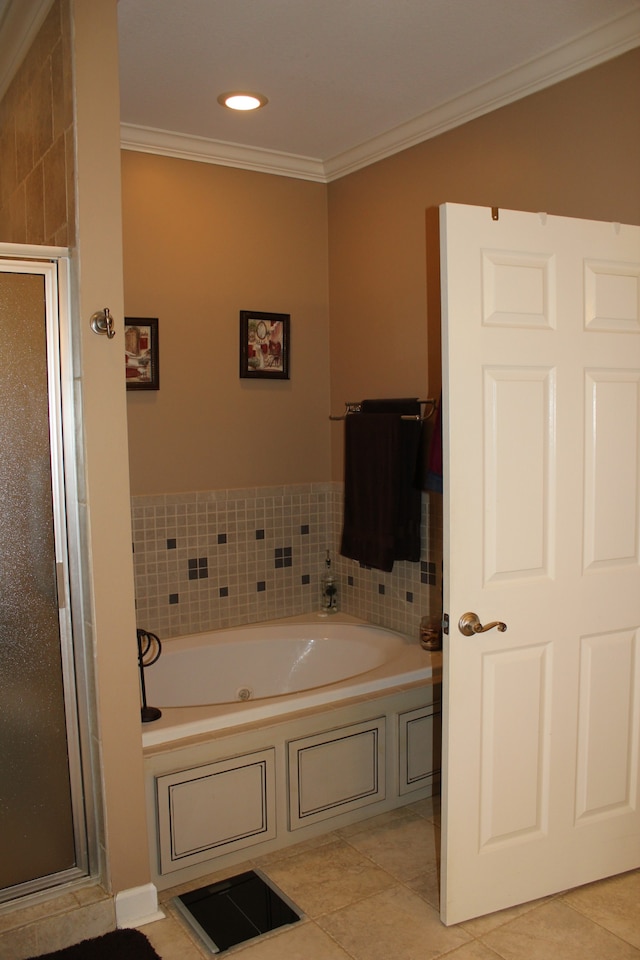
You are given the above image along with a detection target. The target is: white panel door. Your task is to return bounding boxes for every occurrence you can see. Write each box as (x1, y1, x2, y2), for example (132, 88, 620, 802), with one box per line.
(440, 203, 640, 925)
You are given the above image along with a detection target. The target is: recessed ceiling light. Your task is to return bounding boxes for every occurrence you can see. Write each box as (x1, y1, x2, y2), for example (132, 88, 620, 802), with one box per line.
(217, 92, 268, 112)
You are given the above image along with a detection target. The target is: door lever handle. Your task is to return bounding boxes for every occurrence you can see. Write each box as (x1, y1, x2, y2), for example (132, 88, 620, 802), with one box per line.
(458, 611, 507, 636)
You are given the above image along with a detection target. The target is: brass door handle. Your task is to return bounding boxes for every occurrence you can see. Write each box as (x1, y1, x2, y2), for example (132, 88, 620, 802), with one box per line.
(458, 612, 507, 636)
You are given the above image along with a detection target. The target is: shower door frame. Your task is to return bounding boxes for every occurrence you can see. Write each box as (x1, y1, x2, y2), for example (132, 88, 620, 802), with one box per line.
(0, 244, 95, 901)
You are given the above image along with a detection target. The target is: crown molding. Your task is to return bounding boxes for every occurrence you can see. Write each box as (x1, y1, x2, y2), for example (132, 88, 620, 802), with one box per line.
(0, 0, 54, 102)
(324, 6, 640, 181)
(120, 6, 640, 184)
(120, 125, 326, 183)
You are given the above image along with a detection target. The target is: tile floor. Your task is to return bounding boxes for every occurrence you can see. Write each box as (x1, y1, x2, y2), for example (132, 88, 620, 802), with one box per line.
(141, 796, 640, 960)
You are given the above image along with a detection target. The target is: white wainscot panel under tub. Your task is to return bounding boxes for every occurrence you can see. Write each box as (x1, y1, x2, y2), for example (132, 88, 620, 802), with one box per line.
(145, 685, 442, 888)
(575, 628, 640, 821)
(480, 644, 552, 849)
(155, 748, 276, 874)
(483, 366, 556, 583)
(399, 702, 442, 796)
(288, 717, 385, 829)
(583, 369, 640, 570)
(584, 259, 640, 334)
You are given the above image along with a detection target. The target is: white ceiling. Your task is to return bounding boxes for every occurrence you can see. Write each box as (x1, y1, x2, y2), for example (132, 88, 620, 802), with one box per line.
(117, 0, 640, 181)
(4, 1, 640, 182)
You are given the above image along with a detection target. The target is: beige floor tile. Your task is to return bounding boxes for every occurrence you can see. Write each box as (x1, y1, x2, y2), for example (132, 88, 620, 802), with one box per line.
(0, 923, 38, 960)
(461, 895, 557, 937)
(143, 914, 208, 960)
(346, 814, 440, 881)
(0, 892, 79, 933)
(560, 869, 640, 949)
(5, 803, 637, 960)
(335, 806, 418, 838)
(317, 884, 472, 960)
(229, 919, 354, 959)
(159, 861, 254, 903)
(262, 838, 394, 918)
(406, 862, 440, 910)
(33, 899, 115, 955)
(408, 794, 441, 823)
(72, 884, 111, 907)
(480, 899, 640, 960)
(443, 942, 508, 960)
(253, 830, 339, 867)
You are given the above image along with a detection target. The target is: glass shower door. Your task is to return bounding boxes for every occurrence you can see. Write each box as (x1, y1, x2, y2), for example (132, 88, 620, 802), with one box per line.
(0, 262, 84, 896)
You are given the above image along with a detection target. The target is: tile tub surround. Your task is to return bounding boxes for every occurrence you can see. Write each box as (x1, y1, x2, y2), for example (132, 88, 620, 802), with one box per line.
(131, 482, 442, 640)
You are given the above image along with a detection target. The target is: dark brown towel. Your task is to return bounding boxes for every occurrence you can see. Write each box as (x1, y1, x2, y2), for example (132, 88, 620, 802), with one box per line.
(340, 399, 423, 572)
(425, 393, 442, 493)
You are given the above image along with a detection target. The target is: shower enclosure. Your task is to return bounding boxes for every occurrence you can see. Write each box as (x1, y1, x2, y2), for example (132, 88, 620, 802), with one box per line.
(0, 252, 90, 901)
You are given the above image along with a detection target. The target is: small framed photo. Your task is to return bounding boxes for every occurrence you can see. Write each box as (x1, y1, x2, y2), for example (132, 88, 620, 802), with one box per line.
(240, 310, 290, 379)
(125, 318, 159, 390)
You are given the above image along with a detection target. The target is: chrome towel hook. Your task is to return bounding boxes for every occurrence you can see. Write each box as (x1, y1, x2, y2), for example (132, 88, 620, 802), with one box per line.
(90, 307, 115, 339)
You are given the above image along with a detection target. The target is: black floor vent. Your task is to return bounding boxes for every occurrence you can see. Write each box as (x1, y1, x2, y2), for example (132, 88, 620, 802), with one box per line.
(173, 869, 303, 954)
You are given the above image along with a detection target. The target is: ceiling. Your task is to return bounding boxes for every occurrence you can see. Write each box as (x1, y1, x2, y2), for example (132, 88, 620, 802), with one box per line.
(1, 1, 639, 182)
(117, 0, 640, 181)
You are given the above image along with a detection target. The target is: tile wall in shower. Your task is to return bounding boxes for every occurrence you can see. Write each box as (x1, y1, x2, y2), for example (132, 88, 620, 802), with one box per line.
(131, 482, 442, 640)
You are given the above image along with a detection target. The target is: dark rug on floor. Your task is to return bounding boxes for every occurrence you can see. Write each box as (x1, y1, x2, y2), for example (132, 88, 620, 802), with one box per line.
(27, 928, 161, 960)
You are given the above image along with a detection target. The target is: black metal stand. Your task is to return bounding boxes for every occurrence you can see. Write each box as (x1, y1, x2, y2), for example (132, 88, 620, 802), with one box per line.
(137, 628, 162, 723)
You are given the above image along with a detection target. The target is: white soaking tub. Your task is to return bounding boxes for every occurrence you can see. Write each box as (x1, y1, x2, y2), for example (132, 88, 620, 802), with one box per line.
(142, 615, 439, 746)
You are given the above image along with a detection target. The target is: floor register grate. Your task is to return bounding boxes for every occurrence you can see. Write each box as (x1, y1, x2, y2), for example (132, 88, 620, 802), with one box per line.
(172, 869, 303, 953)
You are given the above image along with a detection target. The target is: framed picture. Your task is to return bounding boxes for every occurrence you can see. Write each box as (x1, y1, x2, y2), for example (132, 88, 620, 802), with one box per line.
(239, 311, 290, 379)
(125, 318, 159, 390)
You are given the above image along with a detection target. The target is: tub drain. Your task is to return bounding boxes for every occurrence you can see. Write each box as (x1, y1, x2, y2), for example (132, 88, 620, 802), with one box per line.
(237, 687, 253, 701)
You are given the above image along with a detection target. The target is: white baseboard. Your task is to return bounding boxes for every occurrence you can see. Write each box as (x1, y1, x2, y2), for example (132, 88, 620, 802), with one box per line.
(115, 883, 165, 928)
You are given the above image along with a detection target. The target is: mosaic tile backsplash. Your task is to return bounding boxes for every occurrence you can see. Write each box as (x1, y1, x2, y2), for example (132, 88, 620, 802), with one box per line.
(131, 482, 442, 640)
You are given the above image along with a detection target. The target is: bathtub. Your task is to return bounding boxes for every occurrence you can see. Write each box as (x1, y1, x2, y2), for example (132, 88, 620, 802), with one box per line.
(143, 615, 442, 887)
(142, 615, 440, 746)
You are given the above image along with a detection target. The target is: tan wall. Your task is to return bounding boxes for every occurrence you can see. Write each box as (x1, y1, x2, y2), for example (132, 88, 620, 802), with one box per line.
(123, 50, 640, 496)
(122, 154, 331, 495)
(0, 0, 74, 245)
(72, 0, 149, 895)
(328, 48, 640, 478)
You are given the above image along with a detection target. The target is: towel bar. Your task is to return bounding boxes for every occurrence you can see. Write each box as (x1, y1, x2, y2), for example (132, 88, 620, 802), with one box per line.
(329, 398, 437, 421)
